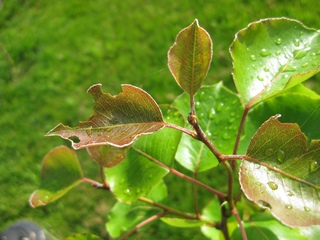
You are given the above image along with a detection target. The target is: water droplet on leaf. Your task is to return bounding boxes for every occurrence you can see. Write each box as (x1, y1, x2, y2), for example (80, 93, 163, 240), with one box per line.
(216, 102, 224, 112)
(258, 200, 271, 209)
(309, 161, 319, 173)
(209, 108, 216, 119)
(267, 181, 278, 190)
(265, 148, 273, 156)
(277, 149, 285, 163)
(274, 38, 282, 45)
(285, 204, 293, 210)
(293, 47, 311, 59)
(293, 39, 300, 47)
(257, 75, 264, 81)
(250, 54, 257, 61)
(222, 132, 231, 140)
(195, 101, 201, 110)
(304, 206, 311, 212)
(260, 48, 270, 57)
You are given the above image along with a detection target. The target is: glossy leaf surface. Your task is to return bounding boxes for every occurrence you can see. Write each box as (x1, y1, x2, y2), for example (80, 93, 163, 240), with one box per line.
(47, 84, 164, 149)
(106, 181, 167, 238)
(105, 106, 183, 203)
(168, 19, 212, 96)
(29, 146, 83, 207)
(230, 18, 320, 105)
(173, 82, 243, 172)
(240, 116, 320, 227)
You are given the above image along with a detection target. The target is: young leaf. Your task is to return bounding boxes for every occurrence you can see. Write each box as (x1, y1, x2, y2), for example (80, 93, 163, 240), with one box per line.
(46, 84, 164, 149)
(230, 17, 320, 105)
(87, 145, 130, 168)
(168, 19, 212, 97)
(173, 82, 243, 172)
(29, 146, 83, 207)
(240, 116, 320, 227)
(105, 106, 183, 203)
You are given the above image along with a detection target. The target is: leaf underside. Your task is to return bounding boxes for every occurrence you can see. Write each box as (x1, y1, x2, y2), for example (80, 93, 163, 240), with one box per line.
(240, 116, 320, 227)
(46, 84, 164, 149)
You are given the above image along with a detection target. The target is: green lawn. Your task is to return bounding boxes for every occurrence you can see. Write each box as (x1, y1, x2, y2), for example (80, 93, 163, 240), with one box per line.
(1, 0, 319, 238)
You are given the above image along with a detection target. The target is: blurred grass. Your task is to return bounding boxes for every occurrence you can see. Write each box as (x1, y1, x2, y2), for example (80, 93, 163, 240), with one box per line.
(0, 0, 319, 238)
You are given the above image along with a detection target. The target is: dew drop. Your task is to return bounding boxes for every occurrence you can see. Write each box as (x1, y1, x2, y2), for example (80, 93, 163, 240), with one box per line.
(199, 91, 205, 100)
(293, 47, 311, 59)
(209, 108, 216, 119)
(275, 51, 281, 56)
(222, 132, 231, 140)
(285, 204, 293, 210)
(125, 189, 131, 195)
(309, 160, 319, 173)
(267, 181, 278, 190)
(280, 65, 296, 72)
(265, 148, 274, 156)
(251, 64, 257, 70)
(302, 62, 309, 68)
(293, 39, 300, 47)
(257, 75, 264, 81)
(304, 206, 311, 212)
(250, 54, 257, 61)
(260, 48, 270, 57)
(229, 118, 235, 123)
(258, 200, 271, 209)
(263, 67, 270, 72)
(274, 38, 282, 45)
(195, 101, 201, 110)
(276, 149, 285, 163)
(287, 190, 294, 197)
(216, 102, 224, 112)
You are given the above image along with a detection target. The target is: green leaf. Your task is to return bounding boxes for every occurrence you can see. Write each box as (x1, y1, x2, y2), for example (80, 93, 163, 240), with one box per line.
(46, 84, 164, 149)
(29, 146, 83, 207)
(160, 218, 208, 228)
(240, 116, 320, 227)
(86, 145, 130, 168)
(239, 92, 320, 154)
(230, 17, 320, 105)
(231, 213, 306, 240)
(105, 106, 182, 203)
(168, 19, 212, 97)
(173, 82, 243, 172)
(106, 181, 167, 238)
(65, 233, 103, 240)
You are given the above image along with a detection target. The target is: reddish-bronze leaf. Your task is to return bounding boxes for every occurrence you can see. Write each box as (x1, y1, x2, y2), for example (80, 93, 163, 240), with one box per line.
(46, 84, 164, 149)
(240, 115, 320, 227)
(87, 145, 130, 168)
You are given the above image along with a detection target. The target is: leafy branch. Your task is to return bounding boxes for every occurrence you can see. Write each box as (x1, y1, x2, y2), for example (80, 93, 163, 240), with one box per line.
(30, 17, 320, 239)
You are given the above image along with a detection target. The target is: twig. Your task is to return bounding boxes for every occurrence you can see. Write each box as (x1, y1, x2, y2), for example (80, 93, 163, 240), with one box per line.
(120, 211, 169, 240)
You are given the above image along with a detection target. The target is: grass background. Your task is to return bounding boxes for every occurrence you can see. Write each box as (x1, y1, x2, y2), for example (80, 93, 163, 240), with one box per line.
(1, 0, 319, 239)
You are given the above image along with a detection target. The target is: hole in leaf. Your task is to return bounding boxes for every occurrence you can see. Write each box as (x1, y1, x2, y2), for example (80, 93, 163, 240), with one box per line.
(68, 136, 80, 143)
